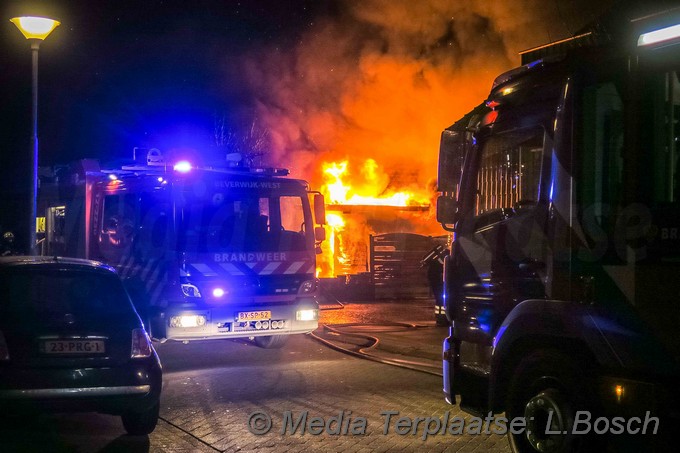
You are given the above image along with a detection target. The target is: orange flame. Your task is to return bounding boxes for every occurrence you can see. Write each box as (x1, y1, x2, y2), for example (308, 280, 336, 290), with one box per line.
(321, 159, 430, 207)
(317, 158, 434, 278)
(325, 213, 347, 278)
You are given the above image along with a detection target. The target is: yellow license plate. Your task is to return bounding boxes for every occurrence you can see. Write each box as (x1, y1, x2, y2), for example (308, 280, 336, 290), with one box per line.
(41, 340, 106, 354)
(237, 310, 271, 321)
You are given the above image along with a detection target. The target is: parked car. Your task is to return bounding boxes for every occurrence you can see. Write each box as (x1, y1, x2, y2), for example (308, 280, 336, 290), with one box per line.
(0, 256, 162, 435)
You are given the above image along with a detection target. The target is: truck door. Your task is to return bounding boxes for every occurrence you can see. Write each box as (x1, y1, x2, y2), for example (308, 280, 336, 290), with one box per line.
(450, 123, 549, 411)
(572, 63, 680, 375)
(97, 193, 138, 263)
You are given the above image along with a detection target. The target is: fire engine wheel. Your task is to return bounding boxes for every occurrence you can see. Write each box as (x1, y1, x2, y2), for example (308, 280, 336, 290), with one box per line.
(506, 350, 602, 453)
(254, 335, 290, 349)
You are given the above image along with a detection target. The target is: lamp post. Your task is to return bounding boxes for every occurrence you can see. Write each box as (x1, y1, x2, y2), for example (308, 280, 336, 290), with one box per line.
(10, 16, 60, 254)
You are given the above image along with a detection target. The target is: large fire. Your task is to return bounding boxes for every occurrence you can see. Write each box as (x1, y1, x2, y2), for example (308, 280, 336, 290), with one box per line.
(322, 159, 430, 207)
(318, 158, 434, 278)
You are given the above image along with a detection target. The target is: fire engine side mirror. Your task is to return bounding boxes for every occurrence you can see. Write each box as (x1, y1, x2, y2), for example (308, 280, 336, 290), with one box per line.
(314, 226, 326, 243)
(436, 195, 458, 230)
(313, 193, 326, 225)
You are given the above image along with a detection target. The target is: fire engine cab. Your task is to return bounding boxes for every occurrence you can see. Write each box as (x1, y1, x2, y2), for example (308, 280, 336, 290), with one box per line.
(39, 149, 326, 349)
(437, 4, 680, 453)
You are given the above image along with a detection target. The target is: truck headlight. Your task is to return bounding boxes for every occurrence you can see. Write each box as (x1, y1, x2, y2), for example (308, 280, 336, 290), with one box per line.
(296, 308, 318, 321)
(181, 283, 202, 298)
(170, 315, 207, 328)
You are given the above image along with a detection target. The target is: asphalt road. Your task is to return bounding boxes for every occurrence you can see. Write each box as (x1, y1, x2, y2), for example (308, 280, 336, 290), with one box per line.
(0, 301, 511, 453)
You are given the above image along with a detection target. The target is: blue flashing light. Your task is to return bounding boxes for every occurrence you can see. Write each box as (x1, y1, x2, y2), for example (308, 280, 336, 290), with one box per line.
(475, 308, 494, 334)
(173, 161, 192, 173)
(525, 59, 543, 69)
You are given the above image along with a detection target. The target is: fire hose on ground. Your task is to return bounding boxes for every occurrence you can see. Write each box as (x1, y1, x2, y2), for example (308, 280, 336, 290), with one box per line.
(311, 291, 443, 377)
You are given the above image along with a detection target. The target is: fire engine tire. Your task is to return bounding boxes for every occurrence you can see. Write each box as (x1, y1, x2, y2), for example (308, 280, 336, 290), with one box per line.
(506, 349, 603, 453)
(122, 401, 160, 436)
(254, 335, 289, 349)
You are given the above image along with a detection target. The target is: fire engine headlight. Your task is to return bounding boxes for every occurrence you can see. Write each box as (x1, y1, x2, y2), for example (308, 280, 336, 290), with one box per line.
(212, 287, 228, 298)
(181, 283, 202, 298)
(298, 279, 317, 294)
(296, 308, 318, 321)
(170, 315, 207, 328)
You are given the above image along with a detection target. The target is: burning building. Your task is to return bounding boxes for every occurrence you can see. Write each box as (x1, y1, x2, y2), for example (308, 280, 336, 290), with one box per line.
(221, 1, 616, 295)
(318, 158, 438, 278)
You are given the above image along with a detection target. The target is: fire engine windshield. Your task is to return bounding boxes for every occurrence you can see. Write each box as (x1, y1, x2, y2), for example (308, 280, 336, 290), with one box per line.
(177, 188, 311, 253)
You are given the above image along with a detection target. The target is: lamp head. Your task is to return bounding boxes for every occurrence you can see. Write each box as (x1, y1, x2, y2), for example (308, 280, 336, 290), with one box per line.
(10, 16, 60, 40)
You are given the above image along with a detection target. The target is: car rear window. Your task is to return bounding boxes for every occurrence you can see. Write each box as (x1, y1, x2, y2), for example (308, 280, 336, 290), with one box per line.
(0, 267, 134, 317)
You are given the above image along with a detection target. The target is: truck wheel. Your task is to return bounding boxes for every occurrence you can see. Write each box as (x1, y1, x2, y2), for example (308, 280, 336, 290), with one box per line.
(122, 401, 160, 436)
(506, 350, 601, 453)
(254, 335, 289, 349)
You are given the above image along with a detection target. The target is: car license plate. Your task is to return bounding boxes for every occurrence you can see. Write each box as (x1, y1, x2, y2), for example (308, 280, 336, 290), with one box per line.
(237, 310, 271, 321)
(41, 340, 106, 354)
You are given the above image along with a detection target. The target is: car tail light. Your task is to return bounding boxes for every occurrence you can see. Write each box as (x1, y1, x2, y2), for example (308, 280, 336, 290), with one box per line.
(131, 328, 152, 358)
(0, 330, 9, 361)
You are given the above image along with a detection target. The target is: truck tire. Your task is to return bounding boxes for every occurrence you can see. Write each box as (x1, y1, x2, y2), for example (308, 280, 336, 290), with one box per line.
(254, 335, 289, 349)
(122, 401, 160, 436)
(506, 349, 602, 453)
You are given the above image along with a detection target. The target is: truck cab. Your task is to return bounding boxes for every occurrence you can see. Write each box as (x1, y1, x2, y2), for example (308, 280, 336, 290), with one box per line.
(39, 150, 327, 349)
(437, 5, 680, 452)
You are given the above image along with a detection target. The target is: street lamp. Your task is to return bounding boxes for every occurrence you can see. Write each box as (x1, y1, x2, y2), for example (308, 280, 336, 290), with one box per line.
(10, 16, 60, 254)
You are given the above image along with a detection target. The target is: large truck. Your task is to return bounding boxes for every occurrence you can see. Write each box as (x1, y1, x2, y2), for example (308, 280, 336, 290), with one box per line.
(39, 149, 326, 348)
(436, 4, 680, 452)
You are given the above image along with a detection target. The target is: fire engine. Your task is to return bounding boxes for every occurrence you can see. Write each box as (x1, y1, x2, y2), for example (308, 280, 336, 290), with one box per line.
(39, 148, 326, 348)
(437, 4, 679, 453)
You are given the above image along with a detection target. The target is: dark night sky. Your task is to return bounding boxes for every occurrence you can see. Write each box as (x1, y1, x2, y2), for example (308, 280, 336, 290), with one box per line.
(1, 0, 329, 167)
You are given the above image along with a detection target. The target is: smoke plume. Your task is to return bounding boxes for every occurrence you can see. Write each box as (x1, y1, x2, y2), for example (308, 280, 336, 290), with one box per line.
(238, 1, 614, 186)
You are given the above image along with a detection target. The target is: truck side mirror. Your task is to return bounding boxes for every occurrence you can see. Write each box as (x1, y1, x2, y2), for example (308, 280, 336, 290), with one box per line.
(436, 195, 458, 227)
(314, 226, 326, 242)
(313, 193, 326, 225)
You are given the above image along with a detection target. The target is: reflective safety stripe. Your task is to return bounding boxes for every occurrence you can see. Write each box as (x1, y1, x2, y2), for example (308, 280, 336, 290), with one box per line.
(218, 262, 245, 276)
(190, 263, 218, 277)
(115, 256, 168, 306)
(435, 306, 445, 314)
(190, 261, 316, 277)
(189, 261, 315, 276)
(283, 261, 304, 274)
(259, 262, 280, 275)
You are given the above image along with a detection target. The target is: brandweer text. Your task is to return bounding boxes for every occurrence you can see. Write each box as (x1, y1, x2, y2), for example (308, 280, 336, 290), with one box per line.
(215, 253, 288, 262)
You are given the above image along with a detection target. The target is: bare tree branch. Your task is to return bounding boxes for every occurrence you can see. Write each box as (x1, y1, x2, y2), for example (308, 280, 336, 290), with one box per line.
(214, 112, 270, 166)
